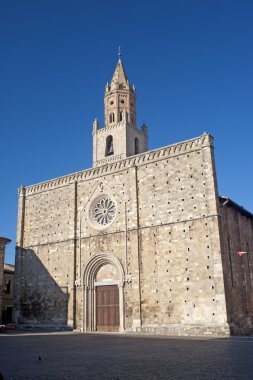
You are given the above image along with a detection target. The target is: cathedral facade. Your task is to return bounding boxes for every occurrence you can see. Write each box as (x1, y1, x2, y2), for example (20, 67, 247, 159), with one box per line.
(14, 58, 253, 335)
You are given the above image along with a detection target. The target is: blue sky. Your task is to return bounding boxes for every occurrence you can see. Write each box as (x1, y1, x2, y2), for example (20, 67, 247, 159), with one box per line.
(1, 0, 253, 264)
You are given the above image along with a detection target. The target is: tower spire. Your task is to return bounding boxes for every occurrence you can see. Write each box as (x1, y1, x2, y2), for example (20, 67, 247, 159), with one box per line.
(92, 55, 148, 167)
(109, 56, 129, 90)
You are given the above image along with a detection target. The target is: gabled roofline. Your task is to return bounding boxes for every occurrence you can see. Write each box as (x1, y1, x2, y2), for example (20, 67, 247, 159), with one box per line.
(20, 132, 213, 196)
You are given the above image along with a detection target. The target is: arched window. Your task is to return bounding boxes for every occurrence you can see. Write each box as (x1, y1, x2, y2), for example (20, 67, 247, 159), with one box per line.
(109, 113, 115, 123)
(105, 135, 114, 156)
(119, 111, 123, 121)
(134, 137, 139, 155)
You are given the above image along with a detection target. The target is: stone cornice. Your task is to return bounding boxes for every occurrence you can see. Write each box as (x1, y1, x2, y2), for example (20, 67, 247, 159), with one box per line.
(93, 154, 124, 167)
(93, 120, 146, 136)
(20, 133, 213, 196)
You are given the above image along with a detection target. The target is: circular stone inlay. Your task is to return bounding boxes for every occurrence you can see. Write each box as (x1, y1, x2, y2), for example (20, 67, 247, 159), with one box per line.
(93, 197, 116, 226)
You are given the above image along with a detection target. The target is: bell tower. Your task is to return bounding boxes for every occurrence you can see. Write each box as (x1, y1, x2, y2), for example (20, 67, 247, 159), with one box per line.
(104, 50, 137, 129)
(92, 50, 148, 167)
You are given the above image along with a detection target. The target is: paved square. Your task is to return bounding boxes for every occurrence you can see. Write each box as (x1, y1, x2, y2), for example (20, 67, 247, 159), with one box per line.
(0, 332, 253, 379)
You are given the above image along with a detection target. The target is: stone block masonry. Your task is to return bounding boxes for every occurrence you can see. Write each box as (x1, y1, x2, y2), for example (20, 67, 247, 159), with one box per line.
(14, 56, 253, 336)
(15, 133, 236, 335)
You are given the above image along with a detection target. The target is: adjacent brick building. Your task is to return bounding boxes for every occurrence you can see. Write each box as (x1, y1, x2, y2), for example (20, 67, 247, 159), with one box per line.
(0, 237, 11, 324)
(14, 57, 253, 335)
(1, 264, 15, 324)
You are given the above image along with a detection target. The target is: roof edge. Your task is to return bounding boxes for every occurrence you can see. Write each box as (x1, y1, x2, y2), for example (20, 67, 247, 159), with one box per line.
(219, 196, 253, 219)
(21, 132, 213, 195)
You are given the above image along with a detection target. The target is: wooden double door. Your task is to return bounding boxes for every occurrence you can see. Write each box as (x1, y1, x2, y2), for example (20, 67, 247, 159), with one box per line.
(96, 285, 119, 332)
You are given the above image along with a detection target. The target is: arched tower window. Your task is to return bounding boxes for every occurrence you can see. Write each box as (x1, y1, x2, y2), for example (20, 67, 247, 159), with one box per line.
(134, 137, 139, 155)
(109, 113, 115, 124)
(119, 111, 123, 121)
(105, 135, 114, 156)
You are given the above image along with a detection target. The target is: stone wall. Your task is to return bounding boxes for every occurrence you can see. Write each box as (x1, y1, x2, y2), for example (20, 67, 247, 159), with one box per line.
(135, 134, 228, 335)
(15, 133, 231, 335)
(125, 123, 148, 157)
(93, 119, 148, 167)
(15, 182, 76, 327)
(219, 198, 253, 334)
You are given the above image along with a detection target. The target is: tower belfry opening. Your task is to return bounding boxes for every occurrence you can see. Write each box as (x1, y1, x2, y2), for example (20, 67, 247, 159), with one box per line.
(92, 52, 148, 167)
(105, 135, 114, 156)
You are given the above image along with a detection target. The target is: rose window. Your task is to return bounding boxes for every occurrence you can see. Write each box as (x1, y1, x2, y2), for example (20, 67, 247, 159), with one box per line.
(93, 197, 116, 226)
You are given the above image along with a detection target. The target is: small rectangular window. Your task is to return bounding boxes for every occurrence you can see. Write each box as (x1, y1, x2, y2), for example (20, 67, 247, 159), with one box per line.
(4, 280, 11, 294)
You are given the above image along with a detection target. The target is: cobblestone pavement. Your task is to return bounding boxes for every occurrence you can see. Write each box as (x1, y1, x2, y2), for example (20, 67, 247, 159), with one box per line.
(0, 332, 253, 379)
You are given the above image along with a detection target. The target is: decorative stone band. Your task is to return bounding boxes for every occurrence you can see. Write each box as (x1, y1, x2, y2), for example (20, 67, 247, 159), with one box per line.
(93, 121, 147, 136)
(20, 133, 213, 197)
(134, 323, 231, 337)
(94, 154, 124, 167)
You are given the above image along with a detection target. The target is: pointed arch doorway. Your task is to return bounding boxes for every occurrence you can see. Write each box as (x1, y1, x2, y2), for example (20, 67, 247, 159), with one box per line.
(83, 253, 125, 332)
